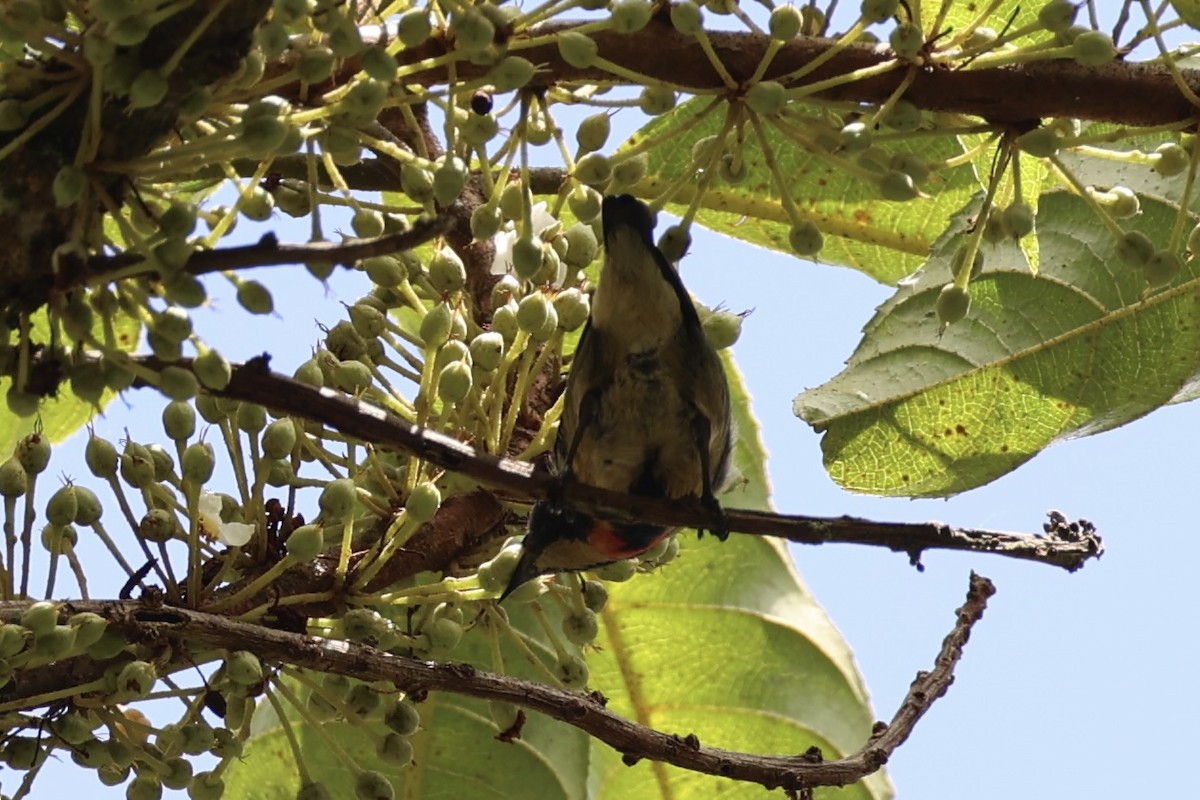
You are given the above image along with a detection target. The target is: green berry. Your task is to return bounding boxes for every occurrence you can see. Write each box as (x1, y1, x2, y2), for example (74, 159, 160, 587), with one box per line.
(558, 31, 598, 68)
(639, 85, 677, 115)
(385, 699, 421, 735)
(363, 255, 407, 287)
(193, 349, 231, 391)
(1017, 127, 1060, 158)
(226, 650, 264, 686)
(1001, 202, 1035, 238)
(788, 220, 824, 256)
(451, 9, 494, 53)
(889, 22, 924, 59)
(352, 208, 385, 239)
(68, 612, 108, 649)
(428, 247, 467, 294)
(420, 302, 454, 348)
(592, 558, 637, 582)
(32, 624, 76, 660)
(162, 400, 196, 441)
(1116, 230, 1154, 268)
(1152, 142, 1190, 177)
(568, 185, 603, 221)
(354, 770, 395, 800)
(936, 284, 971, 326)
(582, 579, 608, 612)
(128, 69, 168, 109)
(438, 361, 473, 403)
(611, 0, 653, 33)
(879, 169, 918, 201)
(181, 441, 215, 483)
(611, 152, 648, 188)
(406, 481, 441, 523)
(770, 5, 802, 40)
(1072, 30, 1116, 67)
(702, 309, 743, 349)
(517, 292, 552, 332)
(657, 224, 691, 262)
(671, 1, 704, 35)
(45, 485, 78, 526)
(0, 459, 25, 498)
(53, 165, 86, 207)
(576, 113, 611, 153)
(838, 121, 873, 153)
(21, 601, 59, 636)
(490, 55, 536, 91)
(86, 435, 118, 478)
(511, 234, 544, 280)
(556, 653, 589, 688)
(286, 524, 324, 562)
(16, 432, 51, 475)
(469, 332, 505, 370)
(862, 0, 900, 24)
(320, 477, 359, 521)
(262, 418, 297, 459)
(158, 365, 198, 400)
(72, 486, 103, 525)
(397, 9, 432, 46)
(562, 610, 599, 645)
(1142, 250, 1184, 288)
(433, 156, 469, 206)
(574, 152, 612, 186)
(237, 280, 274, 314)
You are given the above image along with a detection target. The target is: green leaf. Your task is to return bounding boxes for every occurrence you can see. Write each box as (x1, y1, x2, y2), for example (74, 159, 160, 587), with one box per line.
(0, 308, 141, 461)
(795, 190, 1200, 496)
(626, 98, 982, 284)
(228, 354, 889, 799)
(940, 1, 1041, 45)
(1169, 0, 1200, 29)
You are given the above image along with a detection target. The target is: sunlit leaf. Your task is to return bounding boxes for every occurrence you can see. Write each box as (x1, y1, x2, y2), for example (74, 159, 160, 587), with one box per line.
(795, 191, 1200, 496)
(625, 98, 982, 285)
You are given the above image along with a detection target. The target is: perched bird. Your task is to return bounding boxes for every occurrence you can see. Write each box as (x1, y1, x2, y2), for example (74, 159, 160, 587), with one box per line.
(501, 194, 732, 600)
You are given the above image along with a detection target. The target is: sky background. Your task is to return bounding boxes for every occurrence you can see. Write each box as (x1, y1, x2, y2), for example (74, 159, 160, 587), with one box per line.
(22, 4, 1200, 799)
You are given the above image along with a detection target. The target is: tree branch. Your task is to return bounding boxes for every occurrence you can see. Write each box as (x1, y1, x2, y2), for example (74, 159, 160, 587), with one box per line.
(0, 573, 996, 792)
(59, 214, 453, 291)
(139, 357, 1103, 572)
(284, 19, 1200, 128)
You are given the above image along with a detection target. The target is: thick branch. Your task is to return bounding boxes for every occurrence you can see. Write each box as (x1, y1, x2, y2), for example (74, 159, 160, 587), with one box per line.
(0, 573, 995, 791)
(145, 357, 1103, 571)
(337, 20, 1200, 127)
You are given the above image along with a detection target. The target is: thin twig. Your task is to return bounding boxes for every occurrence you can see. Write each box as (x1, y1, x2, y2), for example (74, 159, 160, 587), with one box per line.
(0, 573, 996, 792)
(131, 357, 1104, 572)
(59, 214, 453, 292)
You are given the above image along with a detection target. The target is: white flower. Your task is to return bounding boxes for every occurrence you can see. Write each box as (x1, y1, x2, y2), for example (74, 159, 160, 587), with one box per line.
(490, 202, 566, 284)
(197, 492, 255, 547)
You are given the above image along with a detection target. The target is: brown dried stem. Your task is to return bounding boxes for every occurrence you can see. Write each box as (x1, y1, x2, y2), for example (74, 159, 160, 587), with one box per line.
(0, 572, 996, 792)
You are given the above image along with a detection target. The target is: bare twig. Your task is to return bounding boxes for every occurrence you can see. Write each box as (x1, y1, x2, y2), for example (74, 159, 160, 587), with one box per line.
(61, 214, 453, 291)
(0, 573, 997, 791)
(130, 357, 1104, 572)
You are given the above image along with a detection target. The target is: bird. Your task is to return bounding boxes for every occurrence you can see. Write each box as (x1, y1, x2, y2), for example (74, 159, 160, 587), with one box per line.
(501, 194, 732, 600)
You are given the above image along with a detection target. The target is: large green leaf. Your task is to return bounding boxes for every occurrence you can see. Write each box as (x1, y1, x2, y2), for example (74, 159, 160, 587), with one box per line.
(794, 190, 1200, 496)
(0, 308, 141, 461)
(628, 98, 982, 284)
(227, 355, 890, 799)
